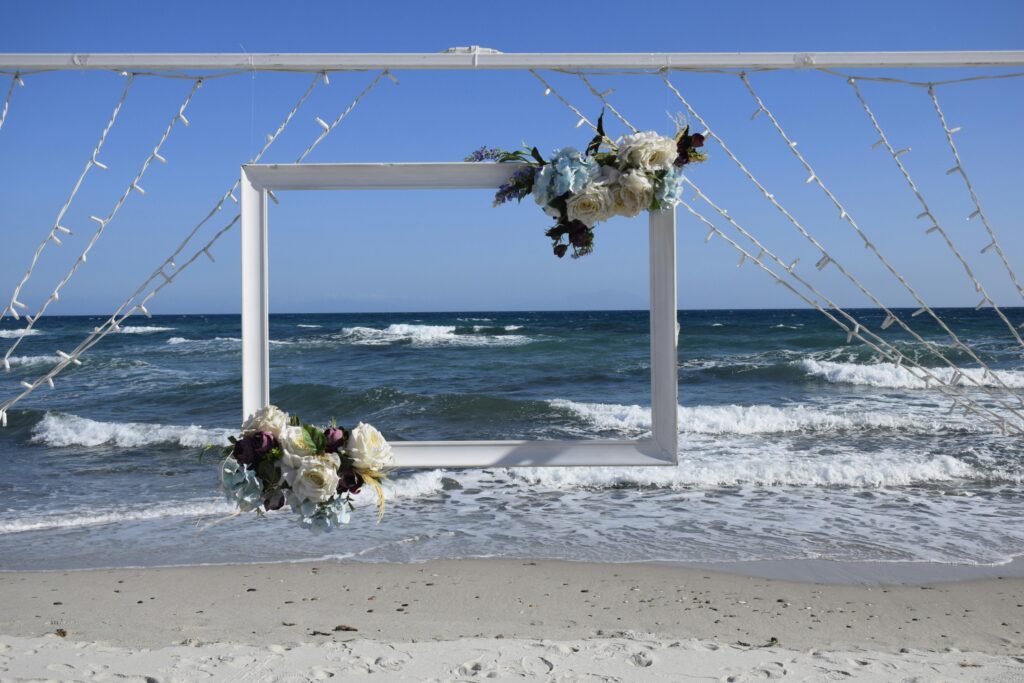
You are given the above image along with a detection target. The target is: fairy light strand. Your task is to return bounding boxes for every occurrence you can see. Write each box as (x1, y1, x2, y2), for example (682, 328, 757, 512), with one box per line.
(2, 78, 202, 366)
(540, 68, 1024, 427)
(1, 72, 389, 420)
(2, 74, 134, 325)
(661, 71, 1024, 408)
(846, 77, 1024, 349)
(926, 84, 1024, 305)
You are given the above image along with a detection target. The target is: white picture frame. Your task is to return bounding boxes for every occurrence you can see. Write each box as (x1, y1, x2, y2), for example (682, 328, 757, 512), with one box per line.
(240, 162, 678, 468)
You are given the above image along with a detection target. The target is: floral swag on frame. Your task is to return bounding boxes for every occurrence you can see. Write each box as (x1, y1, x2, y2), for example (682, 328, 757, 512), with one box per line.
(468, 112, 706, 258)
(220, 405, 394, 532)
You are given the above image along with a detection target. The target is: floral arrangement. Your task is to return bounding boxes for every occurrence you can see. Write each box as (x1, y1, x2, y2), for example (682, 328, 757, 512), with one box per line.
(467, 113, 706, 258)
(220, 405, 394, 532)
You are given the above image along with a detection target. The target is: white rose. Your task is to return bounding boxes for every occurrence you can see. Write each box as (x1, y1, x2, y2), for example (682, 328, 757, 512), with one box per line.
(279, 425, 315, 461)
(346, 422, 394, 473)
(241, 405, 288, 437)
(613, 171, 653, 218)
(288, 455, 341, 503)
(566, 182, 615, 227)
(281, 451, 340, 486)
(616, 131, 678, 172)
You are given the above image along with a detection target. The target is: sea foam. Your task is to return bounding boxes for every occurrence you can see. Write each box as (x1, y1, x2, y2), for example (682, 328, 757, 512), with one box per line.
(550, 399, 968, 435)
(117, 326, 175, 334)
(799, 359, 1024, 389)
(31, 412, 232, 449)
(0, 328, 41, 339)
(341, 324, 532, 347)
(0, 499, 234, 535)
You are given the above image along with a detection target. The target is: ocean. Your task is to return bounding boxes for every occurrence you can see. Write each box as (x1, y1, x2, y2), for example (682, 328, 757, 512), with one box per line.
(0, 309, 1021, 571)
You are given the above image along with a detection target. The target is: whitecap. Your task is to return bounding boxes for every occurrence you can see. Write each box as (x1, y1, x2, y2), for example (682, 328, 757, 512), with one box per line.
(117, 326, 175, 334)
(31, 412, 232, 449)
(799, 359, 1024, 389)
(0, 499, 233, 535)
(0, 328, 41, 339)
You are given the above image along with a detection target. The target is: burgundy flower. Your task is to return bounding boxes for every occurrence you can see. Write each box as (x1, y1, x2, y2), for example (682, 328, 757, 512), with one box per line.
(337, 467, 364, 495)
(324, 426, 348, 454)
(569, 225, 593, 248)
(263, 489, 285, 511)
(690, 133, 705, 148)
(554, 244, 569, 258)
(233, 432, 276, 467)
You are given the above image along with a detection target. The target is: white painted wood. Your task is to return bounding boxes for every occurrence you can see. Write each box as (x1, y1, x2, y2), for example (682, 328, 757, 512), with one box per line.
(649, 209, 678, 459)
(393, 439, 673, 468)
(240, 168, 269, 420)
(243, 163, 524, 191)
(240, 162, 678, 467)
(3, 51, 1023, 71)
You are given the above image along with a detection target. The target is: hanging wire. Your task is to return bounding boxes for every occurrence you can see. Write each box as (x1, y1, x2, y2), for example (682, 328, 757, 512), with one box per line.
(0, 72, 24, 136)
(535, 68, 1024, 433)
(0, 71, 390, 424)
(2, 74, 135, 325)
(925, 84, 1024, 305)
(659, 71, 1024, 409)
(846, 77, 1024, 348)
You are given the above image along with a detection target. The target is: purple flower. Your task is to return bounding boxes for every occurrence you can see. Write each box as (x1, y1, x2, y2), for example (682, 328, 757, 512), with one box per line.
(263, 489, 285, 511)
(464, 147, 504, 162)
(337, 467, 364, 494)
(553, 244, 569, 258)
(324, 426, 348, 454)
(233, 432, 276, 467)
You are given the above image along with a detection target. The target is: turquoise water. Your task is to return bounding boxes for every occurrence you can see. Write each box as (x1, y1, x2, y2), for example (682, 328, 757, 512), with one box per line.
(0, 309, 1021, 569)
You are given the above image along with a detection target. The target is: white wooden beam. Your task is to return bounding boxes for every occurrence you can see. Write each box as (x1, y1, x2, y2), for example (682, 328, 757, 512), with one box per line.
(3, 50, 1023, 72)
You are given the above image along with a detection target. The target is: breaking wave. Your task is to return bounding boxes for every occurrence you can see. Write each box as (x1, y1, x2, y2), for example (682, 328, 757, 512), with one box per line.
(31, 412, 232, 449)
(340, 324, 532, 347)
(549, 399, 976, 436)
(799, 359, 1024, 389)
(0, 328, 41, 339)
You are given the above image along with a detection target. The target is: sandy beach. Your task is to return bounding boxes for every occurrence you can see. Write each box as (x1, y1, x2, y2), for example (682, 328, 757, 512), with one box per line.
(0, 559, 1021, 681)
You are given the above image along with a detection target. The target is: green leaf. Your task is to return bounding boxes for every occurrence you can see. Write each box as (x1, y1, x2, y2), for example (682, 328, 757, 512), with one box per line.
(530, 147, 546, 165)
(586, 110, 606, 156)
(302, 424, 327, 454)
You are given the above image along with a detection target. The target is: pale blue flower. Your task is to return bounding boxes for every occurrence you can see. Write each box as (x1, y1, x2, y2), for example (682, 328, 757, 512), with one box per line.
(222, 459, 263, 511)
(297, 496, 353, 533)
(532, 147, 599, 206)
(653, 167, 685, 208)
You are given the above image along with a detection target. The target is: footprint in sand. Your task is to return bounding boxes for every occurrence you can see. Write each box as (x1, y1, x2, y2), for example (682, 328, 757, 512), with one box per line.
(627, 651, 654, 667)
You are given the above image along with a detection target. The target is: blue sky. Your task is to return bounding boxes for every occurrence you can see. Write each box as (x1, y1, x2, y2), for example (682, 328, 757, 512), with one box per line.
(0, 0, 1021, 314)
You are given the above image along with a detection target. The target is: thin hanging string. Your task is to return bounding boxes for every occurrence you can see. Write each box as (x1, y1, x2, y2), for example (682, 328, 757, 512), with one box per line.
(575, 73, 638, 133)
(541, 68, 1024, 430)
(926, 84, 1024, 306)
(0, 71, 390, 425)
(684, 177, 1024, 431)
(529, 70, 595, 131)
(679, 198, 1022, 435)
(818, 68, 1024, 88)
(2, 78, 203, 366)
(2, 74, 135, 325)
(0, 72, 23, 136)
(846, 77, 1024, 348)
(662, 71, 1024, 408)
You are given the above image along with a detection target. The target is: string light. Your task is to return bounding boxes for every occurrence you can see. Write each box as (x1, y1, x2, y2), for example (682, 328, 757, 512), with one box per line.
(2, 75, 134, 328)
(848, 78, 1024, 349)
(2, 72, 388, 421)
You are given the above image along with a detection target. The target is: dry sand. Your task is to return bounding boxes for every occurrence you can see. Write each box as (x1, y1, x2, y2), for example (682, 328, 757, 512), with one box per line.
(0, 559, 1021, 681)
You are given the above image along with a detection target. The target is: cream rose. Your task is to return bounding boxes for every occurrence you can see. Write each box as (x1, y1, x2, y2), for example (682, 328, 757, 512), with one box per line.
(616, 132, 678, 172)
(279, 425, 316, 462)
(346, 422, 394, 473)
(289, 455, 341, 503)
(566, 182, 615, 227)
(613, 171, 653, 218)
(241, 405, 288, 437)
